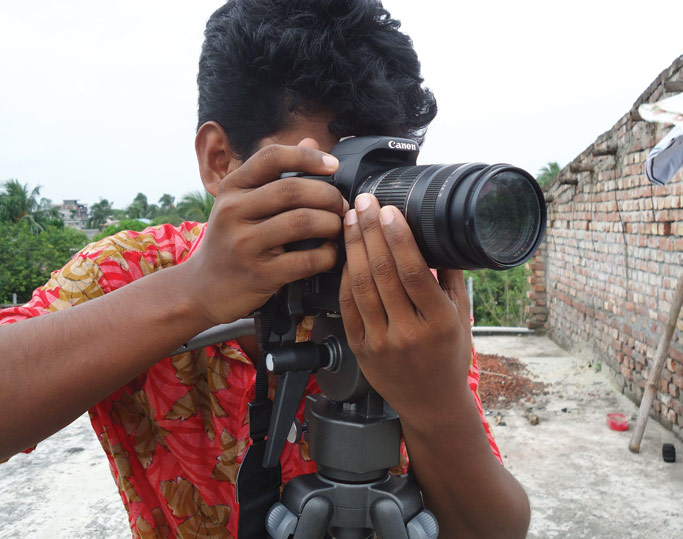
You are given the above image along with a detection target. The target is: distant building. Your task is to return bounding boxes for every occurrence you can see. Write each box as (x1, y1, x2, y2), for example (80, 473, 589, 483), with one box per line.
(55, 199, 89, 229)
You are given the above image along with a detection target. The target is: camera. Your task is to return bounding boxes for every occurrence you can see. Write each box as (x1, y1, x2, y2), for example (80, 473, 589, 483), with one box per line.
(286, 136, 547, 314)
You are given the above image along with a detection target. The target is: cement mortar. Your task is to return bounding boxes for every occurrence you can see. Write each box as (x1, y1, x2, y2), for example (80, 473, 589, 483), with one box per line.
(0, 335, 681, 537)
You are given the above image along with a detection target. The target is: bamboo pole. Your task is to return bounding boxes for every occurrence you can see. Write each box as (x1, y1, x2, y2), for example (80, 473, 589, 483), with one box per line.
(629, 271, 683, 453)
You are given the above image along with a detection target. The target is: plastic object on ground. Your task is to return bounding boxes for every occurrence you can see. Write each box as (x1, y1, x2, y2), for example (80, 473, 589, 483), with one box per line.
(606, 413, 629, 431)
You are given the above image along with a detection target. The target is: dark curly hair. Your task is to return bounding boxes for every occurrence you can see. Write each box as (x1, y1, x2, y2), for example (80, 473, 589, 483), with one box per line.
(197, 0, 437, 159)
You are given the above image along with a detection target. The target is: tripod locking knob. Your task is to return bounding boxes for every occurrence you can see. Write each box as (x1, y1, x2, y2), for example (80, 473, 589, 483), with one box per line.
(287, 418, 306, 444)
(265, 342, 333, 374)
(406, 509, 439, 539)
(265, 502, 298, 539)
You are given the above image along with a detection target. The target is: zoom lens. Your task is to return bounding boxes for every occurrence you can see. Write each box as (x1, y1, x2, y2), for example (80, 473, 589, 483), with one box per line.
(356, 163, 546, 269)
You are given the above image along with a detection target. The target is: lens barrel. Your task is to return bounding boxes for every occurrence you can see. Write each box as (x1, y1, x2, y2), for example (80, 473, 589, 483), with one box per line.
(356, 163, 546, 270)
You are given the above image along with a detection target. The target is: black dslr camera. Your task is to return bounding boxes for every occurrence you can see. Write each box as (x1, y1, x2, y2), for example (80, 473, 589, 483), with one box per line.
(285, 135, 547, 314)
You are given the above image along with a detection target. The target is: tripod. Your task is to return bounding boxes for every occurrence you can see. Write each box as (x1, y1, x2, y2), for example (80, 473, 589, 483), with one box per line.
(262, 315, 438, 539)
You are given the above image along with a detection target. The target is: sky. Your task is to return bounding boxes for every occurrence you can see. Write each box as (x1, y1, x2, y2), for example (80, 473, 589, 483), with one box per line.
(0, 0, 681, 210)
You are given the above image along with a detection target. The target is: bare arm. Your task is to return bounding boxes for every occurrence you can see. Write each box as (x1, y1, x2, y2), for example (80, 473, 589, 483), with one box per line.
(0, 141, 346, 462)
(339, 194, 530, 538)
(0, 264, 208, 460)
(400, 383, 530, 537)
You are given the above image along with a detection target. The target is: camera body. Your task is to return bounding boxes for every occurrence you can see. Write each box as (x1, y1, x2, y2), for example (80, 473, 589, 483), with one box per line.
(325, 136, 420, 199)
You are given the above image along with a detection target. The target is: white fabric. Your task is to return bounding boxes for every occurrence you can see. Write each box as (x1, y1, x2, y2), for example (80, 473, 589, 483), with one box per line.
(639, 92, 683, 126)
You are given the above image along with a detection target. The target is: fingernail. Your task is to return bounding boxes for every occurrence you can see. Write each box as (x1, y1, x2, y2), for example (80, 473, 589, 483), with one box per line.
(342, 198, 350, 213)
(355, 193, 371, 211)
(322, 154, 339, 169)
(345, 209, 358, 226)
(380, 206, 395, 225)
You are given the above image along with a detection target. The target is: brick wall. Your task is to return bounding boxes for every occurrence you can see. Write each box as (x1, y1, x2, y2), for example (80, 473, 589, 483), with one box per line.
(527, 55, 683, 439)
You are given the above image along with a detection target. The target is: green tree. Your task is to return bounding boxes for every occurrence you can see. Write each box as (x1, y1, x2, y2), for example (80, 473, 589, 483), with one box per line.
(151, 211, 183, 227)
(92, 219, 149, 242)
(88, 199, 114, 229)
(0, 221, 87, 303)
(177, 190, 214, 222)
(465, 266, 530, 327)
(536, 162, 561, 188)
(126, 193, 159, 220)
(158, 193, 175, 211)
(152, 193, 183, 226)
(0, 179, 61, 232)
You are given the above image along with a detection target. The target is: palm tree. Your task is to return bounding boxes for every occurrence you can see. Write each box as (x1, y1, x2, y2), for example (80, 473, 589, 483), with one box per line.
(88, 199, 114, 229)
(0, 180, 39, 222)
(0, 179, 60, 232)
(126, 193, 159, 220)
(158, 193, 175, 211)
(536, 162, 561, 188)
(177, 190, 214, 222)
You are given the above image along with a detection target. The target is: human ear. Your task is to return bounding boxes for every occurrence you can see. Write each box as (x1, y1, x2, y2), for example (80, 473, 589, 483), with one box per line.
(195, 121, 241, 196)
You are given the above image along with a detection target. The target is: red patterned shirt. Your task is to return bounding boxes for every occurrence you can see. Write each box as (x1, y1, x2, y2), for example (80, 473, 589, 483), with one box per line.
(0, 222, 501, 538)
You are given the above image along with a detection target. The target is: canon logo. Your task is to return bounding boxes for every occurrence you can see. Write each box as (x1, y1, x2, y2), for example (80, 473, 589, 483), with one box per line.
(388, 140, 417, 151)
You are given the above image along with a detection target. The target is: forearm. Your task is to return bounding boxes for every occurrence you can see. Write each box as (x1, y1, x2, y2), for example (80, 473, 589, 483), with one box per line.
(401, 384, 530, 539)
(0, 264, 212, 461)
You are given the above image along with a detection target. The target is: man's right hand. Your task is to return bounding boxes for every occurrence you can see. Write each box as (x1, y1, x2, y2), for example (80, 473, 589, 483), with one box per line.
(0, 138, 347, 461)
(183, 139, 347, 327)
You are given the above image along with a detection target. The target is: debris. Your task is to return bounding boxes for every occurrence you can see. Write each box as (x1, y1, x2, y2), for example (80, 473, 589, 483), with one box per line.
(477, 353, 546, 409)
(494, 413, 506, 426)
(480, 369, 512, 379)
(524, 410, 540, 425)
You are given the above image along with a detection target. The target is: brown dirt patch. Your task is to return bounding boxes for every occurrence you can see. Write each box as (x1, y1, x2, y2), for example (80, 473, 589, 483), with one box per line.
(477, 353, 547, 408)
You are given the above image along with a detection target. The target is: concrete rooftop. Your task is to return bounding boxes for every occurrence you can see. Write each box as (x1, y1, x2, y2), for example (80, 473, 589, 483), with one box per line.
(0, 334, 681, 538)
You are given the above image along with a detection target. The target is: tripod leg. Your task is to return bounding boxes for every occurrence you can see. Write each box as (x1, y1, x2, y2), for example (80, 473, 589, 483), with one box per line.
(293, 496, 334, 539)
(369, 499, 410, 539)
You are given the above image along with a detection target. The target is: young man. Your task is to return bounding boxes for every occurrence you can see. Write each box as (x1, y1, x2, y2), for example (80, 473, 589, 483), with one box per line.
(0, 1, 530, 537)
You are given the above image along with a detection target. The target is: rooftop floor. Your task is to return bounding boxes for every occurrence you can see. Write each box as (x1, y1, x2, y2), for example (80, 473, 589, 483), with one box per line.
(0, 334, 681, 537)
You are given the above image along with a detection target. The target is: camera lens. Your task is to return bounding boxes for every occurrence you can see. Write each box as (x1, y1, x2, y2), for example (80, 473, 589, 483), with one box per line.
(356, 163, 546, 269)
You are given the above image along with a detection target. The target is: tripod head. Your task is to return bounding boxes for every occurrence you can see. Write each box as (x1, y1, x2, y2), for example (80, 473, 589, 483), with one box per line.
(259, 271, 398, 475)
